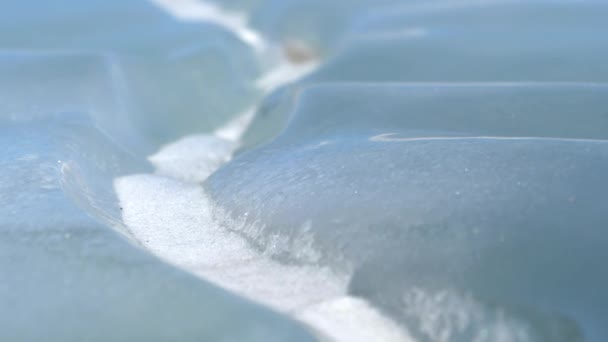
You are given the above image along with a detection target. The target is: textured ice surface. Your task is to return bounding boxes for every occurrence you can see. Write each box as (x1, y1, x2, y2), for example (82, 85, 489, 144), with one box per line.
(0, 3, 315, 341)
(0, 73, 312, 342)
(3, 0, 608, 341)
(207, 84, 608, 341)
(210, 138, 608, 342)
(242, 83, 608, 150)
(246, 0, 405, 54)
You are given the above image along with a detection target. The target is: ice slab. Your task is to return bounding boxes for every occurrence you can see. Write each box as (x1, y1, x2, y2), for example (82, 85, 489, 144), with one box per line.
(0, 115, 315, 342)
(209, 136, 608, 341)
(306, 1, 608, 82)
(0, 0, 261, 145)
(242, 83, 608, 152)
(208, 84, 608, 341)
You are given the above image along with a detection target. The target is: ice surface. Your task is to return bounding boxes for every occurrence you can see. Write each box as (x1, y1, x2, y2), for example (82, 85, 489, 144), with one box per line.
(0, 52, 145, 154)
(242, 83, 608, 150)
(0, 37, 313, 342)
(4, 0, 608, 341)
(0, 0, 261, 146)
(0, 111, 312, 342)
(306, 1, 608, 82)
(207, 84, 608, 341)
(246, 0, 406, 54)
(115, 132, 415, 341)
(208, 136, 608, 341)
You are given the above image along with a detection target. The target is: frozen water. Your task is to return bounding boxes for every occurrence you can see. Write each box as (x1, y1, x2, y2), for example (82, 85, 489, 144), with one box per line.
(242, 83, 608, 149)
(0, 6, 315, 340)
(3, 0, 608, 341)
(0, 0, 261, 146)
(0, 92, 311, 342)
(207, 84, 608, 341)
(307, 1, 608, 82)
(208, 135, 608, 341)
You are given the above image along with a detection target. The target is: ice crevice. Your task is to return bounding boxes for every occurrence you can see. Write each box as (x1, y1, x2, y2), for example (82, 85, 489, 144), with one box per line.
(114, 0, 412, 341)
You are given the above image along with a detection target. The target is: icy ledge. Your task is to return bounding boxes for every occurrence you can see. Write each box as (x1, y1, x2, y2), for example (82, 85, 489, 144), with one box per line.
(114, 0, 411, 341)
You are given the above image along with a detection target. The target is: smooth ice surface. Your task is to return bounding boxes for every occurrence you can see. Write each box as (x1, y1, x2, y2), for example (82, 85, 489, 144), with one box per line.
(4, 0, 608, 341)
(242, 83, 608, 150)
(306, 1, 608, 82)
(111, 14, 410, 338)
(0, 0, 261, 146)
(246, 0, 406, 54)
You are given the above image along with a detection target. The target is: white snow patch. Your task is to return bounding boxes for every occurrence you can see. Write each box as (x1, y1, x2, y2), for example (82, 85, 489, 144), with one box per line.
(151, 0, 264, 51)
(114, 174, 346, 311)
(299, 297, 415, 342)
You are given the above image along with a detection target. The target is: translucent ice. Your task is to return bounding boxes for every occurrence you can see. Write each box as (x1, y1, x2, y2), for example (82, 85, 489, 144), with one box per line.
(4, 0, 608, 341)
(242, 83, 608, 152)
(0, 0, 261, 146)
(207, 84, 608, 341)
(0, 47, 313, 341)
(307, 1, 608, 82)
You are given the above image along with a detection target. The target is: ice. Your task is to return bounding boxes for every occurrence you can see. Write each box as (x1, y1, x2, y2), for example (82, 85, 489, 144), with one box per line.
(0, 52, 145, 153)
(0, 52, 148, 232)
(0, 0, 261, 146)
(242, 83, 608, 153)
(152, 0, 266, 51)
(208, 135, 608, 341)
(207, 84, 608, 340)
(354, 0, 608, 34)
(0, 116, 312, 342)
(4, 0, 608, 341)
(113, 73, 410, 342)
(306, 1, 608, 82)
(113, 174, 348, 312)
(114, 127, 413, 341)
(148, 135, 238, 183)
(0, 45, 313, 342)
(246, 0, 406, 54)
(1, 2, 332, 340)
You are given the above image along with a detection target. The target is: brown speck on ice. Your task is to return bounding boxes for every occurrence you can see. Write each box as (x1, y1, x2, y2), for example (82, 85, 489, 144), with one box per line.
(284, 39, 317, 64)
